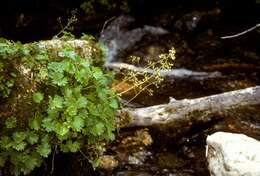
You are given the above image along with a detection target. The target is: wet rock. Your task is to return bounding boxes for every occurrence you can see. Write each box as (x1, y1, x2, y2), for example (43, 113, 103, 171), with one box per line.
(116, 128, 153, 151)
(99, 15, 168, 62)
(105, 128, 153, 168)
(114, 170, 151, 176)
(100, 155, 119, 170)
(174, 8, 221, 33)
(157, 152, 186, 169)
(175, 13, 201, 33)
(128, 151, 153, 165)
(206, 132, 260, 176)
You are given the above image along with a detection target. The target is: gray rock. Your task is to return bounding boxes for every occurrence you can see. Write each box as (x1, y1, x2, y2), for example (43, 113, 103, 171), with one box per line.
(206, 132, 260, 176)
(99, 15, 168, 63)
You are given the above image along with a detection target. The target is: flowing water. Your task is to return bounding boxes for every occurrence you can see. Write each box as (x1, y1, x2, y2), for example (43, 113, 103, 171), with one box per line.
(97, 11, 260, 176)
(1, 2, 260, 175)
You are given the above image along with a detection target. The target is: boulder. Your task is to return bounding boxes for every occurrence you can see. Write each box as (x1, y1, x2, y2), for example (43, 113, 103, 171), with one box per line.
(206, 132, 260, 176)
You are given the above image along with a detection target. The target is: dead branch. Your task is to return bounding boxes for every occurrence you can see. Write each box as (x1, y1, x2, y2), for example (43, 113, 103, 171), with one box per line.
(119, 86, 260, 128)
(221, 23, 260, 39)
(106, 62, 222, 80)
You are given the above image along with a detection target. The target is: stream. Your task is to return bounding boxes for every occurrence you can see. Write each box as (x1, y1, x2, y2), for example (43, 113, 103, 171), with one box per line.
(1, 1, 260, 175)
(96, 8, 260, 176)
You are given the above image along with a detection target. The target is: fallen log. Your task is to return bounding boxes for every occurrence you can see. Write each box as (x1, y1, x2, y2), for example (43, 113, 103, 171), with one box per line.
(119, 86, 260, 128)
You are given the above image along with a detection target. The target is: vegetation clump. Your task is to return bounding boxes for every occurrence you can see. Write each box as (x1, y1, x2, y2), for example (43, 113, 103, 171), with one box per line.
(80, 0, 130, 14)
(113, 47, 176, 104)
(0, 38, 118, 175)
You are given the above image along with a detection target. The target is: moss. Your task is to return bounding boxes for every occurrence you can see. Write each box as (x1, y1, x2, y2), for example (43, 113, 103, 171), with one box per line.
(0, 37, 118, 175)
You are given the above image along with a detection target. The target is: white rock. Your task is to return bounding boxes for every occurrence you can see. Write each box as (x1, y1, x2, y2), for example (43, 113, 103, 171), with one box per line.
(206, 132, 260, 176)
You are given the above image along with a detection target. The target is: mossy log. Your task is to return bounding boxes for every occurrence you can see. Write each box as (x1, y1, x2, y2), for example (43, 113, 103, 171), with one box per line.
(0, 38, 118, 175)
(0, 39, 105, 127)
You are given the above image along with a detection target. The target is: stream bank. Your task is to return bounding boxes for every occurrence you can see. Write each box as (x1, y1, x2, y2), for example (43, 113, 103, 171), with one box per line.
(1, 1, 260, 176)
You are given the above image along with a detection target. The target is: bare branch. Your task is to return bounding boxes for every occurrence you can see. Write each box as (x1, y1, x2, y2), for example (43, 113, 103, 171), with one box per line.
(221, 23, 260, 39)
(106, 62, 222, 80)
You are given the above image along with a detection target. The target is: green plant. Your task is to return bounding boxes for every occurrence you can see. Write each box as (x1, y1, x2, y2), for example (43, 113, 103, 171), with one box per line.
(54, 11, 78, 39)
(113, 47, 176, 104)
(0, 39, 24, 98)
(0, 38, 118, 175)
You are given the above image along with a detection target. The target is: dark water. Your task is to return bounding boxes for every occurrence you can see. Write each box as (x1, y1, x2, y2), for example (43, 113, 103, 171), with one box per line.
(96, 4, 260, 176)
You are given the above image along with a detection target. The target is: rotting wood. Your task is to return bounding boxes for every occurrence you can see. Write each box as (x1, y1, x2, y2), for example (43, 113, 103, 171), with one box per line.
(118, 86, 260, 127)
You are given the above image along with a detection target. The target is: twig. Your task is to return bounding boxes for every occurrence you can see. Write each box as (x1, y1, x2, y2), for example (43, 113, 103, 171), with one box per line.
(54, 13, 77, 38)
(112, 76, 133, 90)
(118, 75, 154, 96)
(101, 16, 116, 34)
(126, 81, 156, 105)
(79, 149, 89, 160)
(221, 23, 260, 39)
(50, 145, 57, 175)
